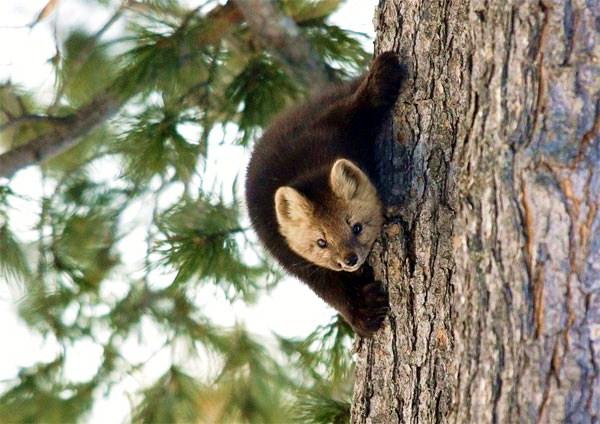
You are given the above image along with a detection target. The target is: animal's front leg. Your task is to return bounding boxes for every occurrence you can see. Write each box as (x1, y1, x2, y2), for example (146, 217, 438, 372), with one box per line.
(328, 52, 405, 137)
(298, 265, 389, 337)
(357, 51, 405, 111)
(344, 266, 389, 337)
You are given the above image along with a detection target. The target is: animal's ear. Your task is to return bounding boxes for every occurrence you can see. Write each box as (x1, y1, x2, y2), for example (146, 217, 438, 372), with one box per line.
(275, 186, 312, 225)
(330, 159, 371, 200)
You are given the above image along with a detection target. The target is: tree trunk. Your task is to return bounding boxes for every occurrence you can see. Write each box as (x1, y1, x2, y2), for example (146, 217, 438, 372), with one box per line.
(352, 0, 600, 422)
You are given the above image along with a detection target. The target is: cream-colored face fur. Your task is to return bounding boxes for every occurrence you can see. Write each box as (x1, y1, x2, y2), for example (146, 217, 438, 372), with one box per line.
(274, 159, 383, 272)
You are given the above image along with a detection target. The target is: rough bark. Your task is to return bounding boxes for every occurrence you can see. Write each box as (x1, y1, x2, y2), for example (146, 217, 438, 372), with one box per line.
(352, 0, 600, 423)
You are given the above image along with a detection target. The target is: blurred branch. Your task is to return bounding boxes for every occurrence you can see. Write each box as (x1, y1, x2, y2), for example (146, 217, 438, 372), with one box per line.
(0, 0, 334, 177)
(50, 1, 129, 110)
(0, 114, 69, 132)
(0, 2, 239, 178)
(166, 226, 248, 243)
(0, 93, 123, 178)
(195, 0, 243, 45)
(28, 0, 61, 29)
(232, 0, 332, 87)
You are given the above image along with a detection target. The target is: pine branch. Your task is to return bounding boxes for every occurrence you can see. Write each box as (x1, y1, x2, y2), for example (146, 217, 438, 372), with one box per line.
(195, 0, 244, 45)
(49, 4, 127, 111)
(0, 2, 241, 178)
(0, 93, 123, 178)
(0, 0, 335, 177)
(232, 0, 333, 87)
(0, 114, 69, 132)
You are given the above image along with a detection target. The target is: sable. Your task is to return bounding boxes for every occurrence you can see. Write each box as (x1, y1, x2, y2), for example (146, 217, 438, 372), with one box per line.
(245, 52, 404, 337)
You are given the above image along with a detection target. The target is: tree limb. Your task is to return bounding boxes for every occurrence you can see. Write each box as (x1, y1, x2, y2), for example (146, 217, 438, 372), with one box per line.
(0, 0, 332, 177)
(232, 0, 332, 87)
(0, 114, 69, 132)
(0, 2, 241, 179)
(0, 93, 123, 178)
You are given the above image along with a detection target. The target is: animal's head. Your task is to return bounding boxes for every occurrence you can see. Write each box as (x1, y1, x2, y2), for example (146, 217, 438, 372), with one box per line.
(274, 159, 383, 272)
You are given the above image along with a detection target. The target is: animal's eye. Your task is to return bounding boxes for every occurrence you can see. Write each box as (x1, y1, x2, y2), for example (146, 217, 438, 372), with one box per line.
(317, 238, 327, 248)
(352, 223, 363, 235)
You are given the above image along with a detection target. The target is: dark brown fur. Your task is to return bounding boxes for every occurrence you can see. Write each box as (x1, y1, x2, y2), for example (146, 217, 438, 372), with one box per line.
(245, 52, 404, 337)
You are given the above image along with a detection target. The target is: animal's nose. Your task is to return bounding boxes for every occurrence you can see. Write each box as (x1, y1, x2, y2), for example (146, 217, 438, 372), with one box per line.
(345, 253, 358, 266)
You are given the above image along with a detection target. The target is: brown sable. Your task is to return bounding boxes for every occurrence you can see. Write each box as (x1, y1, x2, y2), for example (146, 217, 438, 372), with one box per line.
(245, 52, 405, 337)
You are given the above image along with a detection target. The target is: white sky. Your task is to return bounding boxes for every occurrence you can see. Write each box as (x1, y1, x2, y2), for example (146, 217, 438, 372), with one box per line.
(0, 1, 378, 422)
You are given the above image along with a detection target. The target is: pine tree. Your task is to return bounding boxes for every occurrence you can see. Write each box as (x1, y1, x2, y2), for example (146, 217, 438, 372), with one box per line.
(0, 1, 371, 422)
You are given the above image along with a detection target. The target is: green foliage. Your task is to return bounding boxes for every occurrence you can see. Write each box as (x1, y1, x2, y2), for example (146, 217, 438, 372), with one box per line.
(117, 107, 201, 183)
(0, 187, 31, 285)
(51, 208, 119, 290)
(0, 84, 58, 148)
(290, 390, 350, 424)
(43, 127, 112, 175)
(132, 367, 203, 424)
(117, 18, 211, 97)
(156, 196, 266, 301)
(279, 317, 354, 386)
(302, 24, 370, 79)
(0, 83, 36, 120)
(58, 30, 117, 106)
(0, 224, 31, 285)
(225, 53, 301, 143)
(44, 175, 126, 291)
(280, 0, 343, 22)
(279, 318, 354, 423)
(0, 0, 370, 422)
(0, 359, 95, 424)
(210, 328, 291, 423)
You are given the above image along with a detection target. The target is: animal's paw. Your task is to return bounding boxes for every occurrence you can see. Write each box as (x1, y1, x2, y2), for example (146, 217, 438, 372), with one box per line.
(367, 52, 405, 109)
(350, 281, 390, 337)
